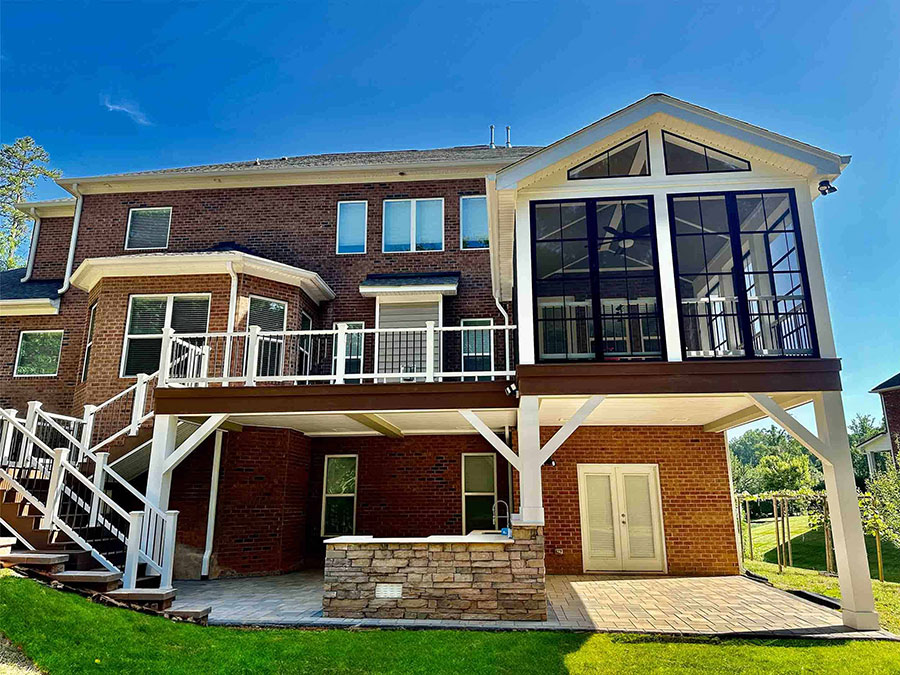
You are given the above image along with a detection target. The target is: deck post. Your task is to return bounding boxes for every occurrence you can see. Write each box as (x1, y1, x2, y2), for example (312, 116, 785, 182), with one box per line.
(130, 374, 149, 435)
(41, 447, 69, 530)
(123, 510, 144, 590)
(0, 408, 17, 464)
(335, 323, 348, 384)
(158, 328, 173, 387)
(160, 509, 179, 589)
(516, 395, 544, 524)
(245, 325, 260, 386)
(89, 451, 109, 526)
(425, 321, 435, 382)
(146, 414, 178, 513)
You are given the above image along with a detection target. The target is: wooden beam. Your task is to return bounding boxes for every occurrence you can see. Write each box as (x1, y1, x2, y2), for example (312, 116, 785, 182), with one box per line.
(162, 414, 228, 475)
(746, 394, 827, 457)
(183, 416, 243, 432)
(703, 393, 813, 433)
(346, 413, 403, 439)
(458, 410, 521, 470)
(538, 395, 605, 465)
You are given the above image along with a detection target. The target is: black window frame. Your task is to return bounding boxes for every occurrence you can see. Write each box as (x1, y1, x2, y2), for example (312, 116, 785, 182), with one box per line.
(662, 131, 751, 176)
(530, 195, 667, 363)
(667, 188, 819, 361)
(567, 131, 651, 181)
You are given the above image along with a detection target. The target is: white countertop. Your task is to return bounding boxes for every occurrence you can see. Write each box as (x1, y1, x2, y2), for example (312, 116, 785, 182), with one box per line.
(324, 532, 511, 545)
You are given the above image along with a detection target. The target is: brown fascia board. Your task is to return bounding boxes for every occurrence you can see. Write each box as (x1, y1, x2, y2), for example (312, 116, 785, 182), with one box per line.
(515, 358, 842, 396)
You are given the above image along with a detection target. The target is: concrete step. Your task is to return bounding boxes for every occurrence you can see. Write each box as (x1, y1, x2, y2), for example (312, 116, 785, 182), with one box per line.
(52, 569, 124, 592)
(0, 537, 17, 555)
(1, 552, 68, 573)
(107, 587, 177, 611)
(167, 605, 212, 624)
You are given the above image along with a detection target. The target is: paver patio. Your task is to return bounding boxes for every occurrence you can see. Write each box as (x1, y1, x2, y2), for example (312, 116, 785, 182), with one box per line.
(171, 571, 895, 639)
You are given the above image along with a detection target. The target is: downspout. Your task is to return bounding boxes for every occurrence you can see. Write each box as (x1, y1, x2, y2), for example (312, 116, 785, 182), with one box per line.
(221, 260, 238, 386)
(20, 208, 40, 283)
(57, 184, 83, 294)
(201, 430, 224, 578)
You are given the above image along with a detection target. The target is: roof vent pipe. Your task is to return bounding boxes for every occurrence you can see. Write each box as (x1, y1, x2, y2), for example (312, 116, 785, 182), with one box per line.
(506, 126, 511, 148)
(489, 125, 495, 149)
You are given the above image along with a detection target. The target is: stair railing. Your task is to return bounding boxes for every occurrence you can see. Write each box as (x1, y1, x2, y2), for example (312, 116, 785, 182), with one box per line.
(0, 408, 179, 589)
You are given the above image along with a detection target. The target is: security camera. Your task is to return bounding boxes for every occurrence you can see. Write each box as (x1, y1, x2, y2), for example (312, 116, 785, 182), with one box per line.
(818, 180, 837, 196)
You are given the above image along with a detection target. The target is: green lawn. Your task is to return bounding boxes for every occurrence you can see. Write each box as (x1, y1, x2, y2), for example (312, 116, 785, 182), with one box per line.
(740, 516, 900, 633)
(1, 572, 899, 674)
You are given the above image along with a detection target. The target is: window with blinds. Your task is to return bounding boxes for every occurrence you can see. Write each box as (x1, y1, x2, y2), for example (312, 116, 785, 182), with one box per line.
(248, 296, 287, 377)
(125, 207, 172, 250)
(122, 294, 209, 376)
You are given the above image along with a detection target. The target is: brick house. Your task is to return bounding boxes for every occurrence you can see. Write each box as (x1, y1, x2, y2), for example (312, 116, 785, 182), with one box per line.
(859, 371, 900, 474)
(0, 94, 880, 628)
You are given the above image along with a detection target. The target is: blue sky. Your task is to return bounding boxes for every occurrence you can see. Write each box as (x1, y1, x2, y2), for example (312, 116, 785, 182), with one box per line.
(2, 1, 898, 426)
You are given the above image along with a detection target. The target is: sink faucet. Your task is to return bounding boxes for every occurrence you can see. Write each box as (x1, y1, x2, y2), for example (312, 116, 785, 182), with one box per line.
(492, 500, 510, 530)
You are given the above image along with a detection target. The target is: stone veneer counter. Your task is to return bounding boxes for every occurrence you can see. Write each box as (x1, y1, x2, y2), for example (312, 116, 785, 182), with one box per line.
(322, 526, 546, 621)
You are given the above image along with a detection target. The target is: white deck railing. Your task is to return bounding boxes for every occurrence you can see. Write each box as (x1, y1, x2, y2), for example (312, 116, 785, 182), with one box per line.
(159, 322, 517, 387)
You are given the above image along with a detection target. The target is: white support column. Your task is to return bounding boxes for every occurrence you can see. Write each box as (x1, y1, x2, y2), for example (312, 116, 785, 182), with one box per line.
(245, 325, 260, 386)
(160, 509, 179, 589)
(515, 395, 544, 524)
(335, 323, 348, 384)
(146, 414, 178, 513)
(650, 186, 682, 362)
(866, 450, 877, 477)
(41, 447, 68, 530)
(814, 392, 880, 630)
(201, 430, 224, 578)
(130, 374, 149, 435)
(123, 510, 144, 590)
(425, 321, 436, 382)
(0, 409, 17, 464)
(514, 199, 535, 365)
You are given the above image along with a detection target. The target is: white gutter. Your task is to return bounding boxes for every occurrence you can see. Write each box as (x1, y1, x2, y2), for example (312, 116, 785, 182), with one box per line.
(21, 208, 40, 283)
(57, 184, 83, 295)
(201, 430, 224, 578)
(222, 261, 238, 386)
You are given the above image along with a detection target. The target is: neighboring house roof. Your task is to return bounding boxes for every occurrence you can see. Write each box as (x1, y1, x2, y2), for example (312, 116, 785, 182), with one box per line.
(0, 268, 62, 316)
(359, 271, 460, 298)
(69, 250, 335, 303)
(14, 197, 77, 218)
(871, 372, 900, 393)
(858, 431, 892, 454)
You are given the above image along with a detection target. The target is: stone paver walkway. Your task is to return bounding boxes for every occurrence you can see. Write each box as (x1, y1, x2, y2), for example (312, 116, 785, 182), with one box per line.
(171, 571, 896, 640)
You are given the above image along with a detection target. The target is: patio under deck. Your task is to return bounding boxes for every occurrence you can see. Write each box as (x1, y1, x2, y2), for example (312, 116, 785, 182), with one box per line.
(170, 572, 895, 639)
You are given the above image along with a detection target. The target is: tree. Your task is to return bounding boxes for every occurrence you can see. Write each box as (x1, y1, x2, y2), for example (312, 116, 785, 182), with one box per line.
(0, 137, 61, 270)
(758, 453, 814, 492)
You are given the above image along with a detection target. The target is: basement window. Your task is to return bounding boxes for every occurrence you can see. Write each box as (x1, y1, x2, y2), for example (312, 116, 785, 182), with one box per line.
(14, 330, 64, 377)
(125, 207, 172, 250)
(322, 455, 358, 536)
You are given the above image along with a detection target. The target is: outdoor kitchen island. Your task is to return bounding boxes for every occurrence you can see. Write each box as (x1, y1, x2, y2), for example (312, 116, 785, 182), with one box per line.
(322, 526, 546, 621)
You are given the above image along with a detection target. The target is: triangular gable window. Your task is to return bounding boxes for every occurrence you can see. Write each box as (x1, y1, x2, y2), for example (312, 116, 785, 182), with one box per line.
(663, 131, 750, 174)
(568, 132, 649, 180)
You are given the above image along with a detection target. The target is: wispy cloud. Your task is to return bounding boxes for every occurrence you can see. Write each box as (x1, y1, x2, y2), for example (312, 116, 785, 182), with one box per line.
(102, 95, 152, 126)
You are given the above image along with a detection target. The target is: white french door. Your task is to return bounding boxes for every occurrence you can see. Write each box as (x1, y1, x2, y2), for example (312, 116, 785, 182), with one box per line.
(577, 464, 665, 572)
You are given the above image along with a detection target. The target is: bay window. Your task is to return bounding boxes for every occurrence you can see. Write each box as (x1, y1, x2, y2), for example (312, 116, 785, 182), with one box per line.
(121, 294, 210, 377)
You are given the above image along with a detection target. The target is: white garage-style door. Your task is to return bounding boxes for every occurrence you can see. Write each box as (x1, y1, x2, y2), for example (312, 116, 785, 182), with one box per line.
(577, 464, 666, 572)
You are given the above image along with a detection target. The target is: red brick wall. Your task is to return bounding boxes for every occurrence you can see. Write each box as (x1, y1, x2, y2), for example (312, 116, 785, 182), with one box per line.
(30, 216, 73, 281)
(172, 427, 313, 578)
(0, 290, 87, 413)
(305, 435, 513, 564)
(882, 389, 900, 459)
(515, 426, 740, 577)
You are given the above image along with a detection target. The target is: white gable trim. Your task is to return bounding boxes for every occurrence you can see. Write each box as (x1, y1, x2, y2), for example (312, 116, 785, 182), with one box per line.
(496, 94, 848, 190)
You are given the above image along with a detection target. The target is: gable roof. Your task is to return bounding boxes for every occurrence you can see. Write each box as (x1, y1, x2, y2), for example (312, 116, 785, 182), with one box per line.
(495, 93, 849, 190)
(872, 372, 900, 393)
(0, 268, 62, 316)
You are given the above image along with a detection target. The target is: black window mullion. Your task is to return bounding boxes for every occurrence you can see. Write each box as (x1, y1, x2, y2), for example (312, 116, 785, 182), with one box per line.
(585, 199, 604, 361)
(725, 194, 756, 357)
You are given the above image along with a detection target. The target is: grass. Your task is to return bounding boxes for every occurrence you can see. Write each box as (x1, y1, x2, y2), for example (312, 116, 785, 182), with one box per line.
(741, 516, 900, 633)
(2, 572, 899, 674)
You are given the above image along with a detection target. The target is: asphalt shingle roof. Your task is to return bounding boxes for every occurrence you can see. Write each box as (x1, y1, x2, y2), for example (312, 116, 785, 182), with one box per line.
(872, 372, 900, 393)
(360, 272, 461, 287)
(91, 145, 544, 178)
(0, 268, 61, 301)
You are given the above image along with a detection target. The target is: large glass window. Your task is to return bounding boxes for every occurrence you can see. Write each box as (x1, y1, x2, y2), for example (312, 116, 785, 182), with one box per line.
(462, 453, 496, 534)
(15, 330, 64, 377)
(663, 132, 750, 174)
(125, 207, 172, 250)
(122, 294, 210, 376)
(460, 196, 489, 249)
(383, 198, 444, 252)
(669, 190, 815, 359)
(336, 201, 367, 254)
(568, 132, 650, 180)
(532, 197, 663, 362)
(322, 455, 357, 536)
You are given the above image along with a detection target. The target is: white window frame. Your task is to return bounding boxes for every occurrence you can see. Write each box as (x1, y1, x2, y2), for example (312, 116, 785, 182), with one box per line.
(82, 303, 97, 382)
(459, 195, 489, 250)
(248, 295, 288, 377)
(14, 329, 64, 378)
(124, 206, 173, 251)
(461, 452, 498, 534)
(321, 454, 358, 537)
(460, 318, 493, 378)
(381, 197, 445, 253)
(336, 200, 368, 255)
(119, 292, 212, 378)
